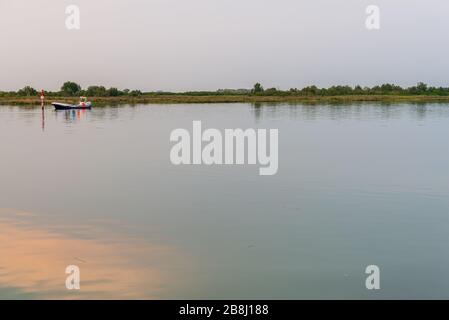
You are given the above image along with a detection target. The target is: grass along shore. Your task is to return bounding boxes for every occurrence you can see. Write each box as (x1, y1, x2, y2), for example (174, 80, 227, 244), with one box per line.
(3, 94, 449, 106)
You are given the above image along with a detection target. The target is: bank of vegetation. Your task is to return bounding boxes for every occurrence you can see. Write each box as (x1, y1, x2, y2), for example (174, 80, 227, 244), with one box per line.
(2, 81, 449, 105)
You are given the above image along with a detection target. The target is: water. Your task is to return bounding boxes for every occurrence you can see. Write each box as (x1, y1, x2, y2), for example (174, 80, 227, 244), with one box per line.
(0, 102, 448, 299)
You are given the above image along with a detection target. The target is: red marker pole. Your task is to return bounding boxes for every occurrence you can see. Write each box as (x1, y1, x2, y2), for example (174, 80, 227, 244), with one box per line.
(40, 89, 45, 109)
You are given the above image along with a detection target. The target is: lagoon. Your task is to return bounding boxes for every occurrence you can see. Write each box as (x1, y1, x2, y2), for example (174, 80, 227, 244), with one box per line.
(0, 102, 448, 299)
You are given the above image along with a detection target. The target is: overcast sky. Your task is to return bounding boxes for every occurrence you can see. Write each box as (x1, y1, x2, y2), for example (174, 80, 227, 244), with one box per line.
(1, 0, 448, 91)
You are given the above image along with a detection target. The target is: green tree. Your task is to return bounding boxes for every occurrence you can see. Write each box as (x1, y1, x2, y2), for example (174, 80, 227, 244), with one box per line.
(416, 82, 428, 94)
(129, 90, 142, 97)
(263, 88, 278, 96)
(252, 83, 264, 94)
(354, 85, 363, 94)
(302, 85, 319, 96)
(107, 87, 120, 97)
(61, 81, 81, 96)
(18, 86, 37, 96)
(86, 85, 107, 96)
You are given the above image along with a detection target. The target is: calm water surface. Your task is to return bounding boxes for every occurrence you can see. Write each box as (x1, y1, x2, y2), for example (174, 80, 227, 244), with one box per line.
(0, 103, 449, 299)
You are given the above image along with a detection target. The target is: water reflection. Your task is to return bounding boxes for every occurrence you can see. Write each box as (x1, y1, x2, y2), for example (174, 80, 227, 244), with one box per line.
(41, 108, 45, 131)
(0, 208, 192, 299)
(55, 109, 90, 124)
(2, 103, 449, 128)
(249, 101, 449, 122)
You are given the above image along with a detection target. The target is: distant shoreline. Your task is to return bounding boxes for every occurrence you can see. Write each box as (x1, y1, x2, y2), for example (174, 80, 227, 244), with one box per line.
(2, 95, 449, 106)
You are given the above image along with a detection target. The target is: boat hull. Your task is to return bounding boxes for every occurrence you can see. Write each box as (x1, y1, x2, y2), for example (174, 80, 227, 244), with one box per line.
(53, 102, 92, 110)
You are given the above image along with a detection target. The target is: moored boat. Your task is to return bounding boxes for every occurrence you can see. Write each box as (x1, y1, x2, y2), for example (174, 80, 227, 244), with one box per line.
(53, 97, 92, 110)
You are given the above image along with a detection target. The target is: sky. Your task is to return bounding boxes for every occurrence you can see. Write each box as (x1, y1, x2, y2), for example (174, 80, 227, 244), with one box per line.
(1, 0, 448, 92)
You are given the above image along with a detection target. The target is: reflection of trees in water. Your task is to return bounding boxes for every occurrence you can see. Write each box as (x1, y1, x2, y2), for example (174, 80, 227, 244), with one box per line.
(3, 103, 449, 128)
(90, 104, 138, 121)
(252, 102, 262, 120)
(249, 101, 449, 122)
(251, 102, 285, 121)
(414, 105, 427, 120)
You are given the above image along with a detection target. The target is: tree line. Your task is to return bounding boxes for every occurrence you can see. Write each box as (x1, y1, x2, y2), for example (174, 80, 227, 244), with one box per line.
(249, 82, 449, 96)
(1, 81, 449, 97)
(0, 82, 143, 97)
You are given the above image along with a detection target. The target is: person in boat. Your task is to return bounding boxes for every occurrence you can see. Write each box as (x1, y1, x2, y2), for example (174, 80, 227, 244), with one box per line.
(79, 96, 87, 107)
